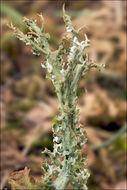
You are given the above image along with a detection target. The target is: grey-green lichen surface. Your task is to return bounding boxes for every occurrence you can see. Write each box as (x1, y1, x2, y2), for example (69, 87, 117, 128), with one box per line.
(11, 5, 104, 190)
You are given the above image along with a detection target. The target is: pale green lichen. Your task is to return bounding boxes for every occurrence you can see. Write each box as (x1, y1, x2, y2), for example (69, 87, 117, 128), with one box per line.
(10, 5, 104, 190)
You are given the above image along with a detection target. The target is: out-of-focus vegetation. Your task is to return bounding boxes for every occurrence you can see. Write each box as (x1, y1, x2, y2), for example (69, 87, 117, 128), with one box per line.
(1, 1, 126, 190)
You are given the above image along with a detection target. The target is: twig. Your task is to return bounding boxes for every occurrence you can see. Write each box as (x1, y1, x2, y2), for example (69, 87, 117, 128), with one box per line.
(91, 124, 126, 151)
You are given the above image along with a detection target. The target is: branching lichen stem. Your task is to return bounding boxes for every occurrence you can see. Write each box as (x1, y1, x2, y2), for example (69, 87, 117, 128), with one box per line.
(11, 5, 104, 190)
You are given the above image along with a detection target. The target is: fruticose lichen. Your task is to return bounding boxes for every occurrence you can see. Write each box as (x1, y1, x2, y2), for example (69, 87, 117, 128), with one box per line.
(10, 5, 104, 190)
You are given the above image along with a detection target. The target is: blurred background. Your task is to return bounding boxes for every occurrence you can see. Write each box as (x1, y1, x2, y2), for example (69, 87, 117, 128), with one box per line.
(1, 1, 127, 190)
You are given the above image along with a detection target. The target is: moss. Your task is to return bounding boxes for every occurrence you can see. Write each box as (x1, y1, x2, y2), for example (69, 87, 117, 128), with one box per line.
(6, 118, 24, 130)
(113, 134, 127, 152)
(87, 171, 100, 190)
(10, 99, 34, 111)
(31, 135, 53, 151)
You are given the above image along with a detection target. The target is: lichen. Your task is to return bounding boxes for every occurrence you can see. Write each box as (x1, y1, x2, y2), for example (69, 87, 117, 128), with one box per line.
(10, 5, 104, 190)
